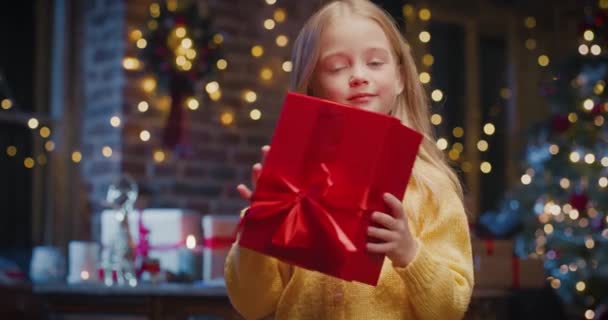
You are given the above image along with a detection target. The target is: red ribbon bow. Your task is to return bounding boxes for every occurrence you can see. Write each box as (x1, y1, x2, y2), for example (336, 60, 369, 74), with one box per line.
(244, 163, 357, 252)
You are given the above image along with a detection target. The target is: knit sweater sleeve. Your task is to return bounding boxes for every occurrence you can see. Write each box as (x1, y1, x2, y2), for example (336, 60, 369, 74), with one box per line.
(392, 186, 474, 319)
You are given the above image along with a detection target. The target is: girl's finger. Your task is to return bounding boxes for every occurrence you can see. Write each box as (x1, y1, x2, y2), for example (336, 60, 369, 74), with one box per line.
(261, 145, 270, 164)
(252, 163, 262, 187)
(367, 226, 398, 242)
(237, 184, 253, 200)
(383, 193, 405, 219)
(366, 241, 396, 253)
(370, 211, 398, 230)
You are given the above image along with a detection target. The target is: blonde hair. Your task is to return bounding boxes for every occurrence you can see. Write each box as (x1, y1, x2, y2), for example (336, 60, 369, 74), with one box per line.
(289, 0, 463, 209)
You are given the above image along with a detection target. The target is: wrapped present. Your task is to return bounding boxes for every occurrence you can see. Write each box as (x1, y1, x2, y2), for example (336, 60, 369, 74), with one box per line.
(238, 92, 423, 286)
(201, 214, 239, 285)
(472, 239, 545, 288)
(101, 208, 201, 274)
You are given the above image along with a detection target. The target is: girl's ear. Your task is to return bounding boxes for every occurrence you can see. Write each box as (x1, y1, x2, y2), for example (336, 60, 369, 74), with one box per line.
(395, 65, 405, 96)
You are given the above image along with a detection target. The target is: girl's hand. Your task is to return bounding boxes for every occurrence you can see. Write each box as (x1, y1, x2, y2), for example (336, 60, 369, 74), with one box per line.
(366, 193, 417, 267)
(236, 145, 270, 200)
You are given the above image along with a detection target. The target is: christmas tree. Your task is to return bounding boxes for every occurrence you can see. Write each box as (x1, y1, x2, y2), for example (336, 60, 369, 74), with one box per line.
(478, 9, 608, 318)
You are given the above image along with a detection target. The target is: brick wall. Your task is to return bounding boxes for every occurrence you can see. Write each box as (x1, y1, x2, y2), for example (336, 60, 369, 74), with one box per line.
(82, 0, 320, 239)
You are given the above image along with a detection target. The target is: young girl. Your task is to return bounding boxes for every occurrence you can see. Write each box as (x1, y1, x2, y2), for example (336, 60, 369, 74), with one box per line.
(227, 0, 474, 319)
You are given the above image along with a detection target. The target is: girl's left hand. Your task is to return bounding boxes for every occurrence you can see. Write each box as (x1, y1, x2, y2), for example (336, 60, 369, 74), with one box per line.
(366, 193, 418, 267)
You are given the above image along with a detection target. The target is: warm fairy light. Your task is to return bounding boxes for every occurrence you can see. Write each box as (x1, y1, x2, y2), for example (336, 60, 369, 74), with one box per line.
(549, 144, 559, 155)
(560, 178, 570, 189)
(186, 97, 199, 110)
(525, 38, 536, 50)
(500, 88, 512, 99)
(418, 31, 431, 43)
(585, 237, 595, 249)
(599, 177, 608, 188)
(136, 38, 147, 49)
(209, 90, 222, 101)
(452, 127, 464, 138)
(28, 118, 39, 129)
(483, 123, 495, 135)
(576, 281, 586, 292)
(282, 61, 293, 72)
(220, 111, 235, 126)
(186, 235, 196, 249)
(569, 210, 579, 220)
(524, 16, 536, 29)
(461, 161, 472, 173)
(142, 77, 157, 93)
(250, 109, 262, 120)
(422, 54, 434, 66)
(276, 35, 289, 47)
(448, 149, 460, 161)
(264, 19, 276, 30)
(37, 155, 47, 165)
(591, 44, 601, 56)
(584, 153, 595, 164)
(167, 0, 178, 12)
(521, 174, 532, 185)
(265, 0, 276, 4)
(477, 140, 488, 152)
(153, 150, 165, 163)
(72, 151, 82, 163)
(402, 4, 414, 18)
(251, 45, 264, 57)
(213, 34, 224, 44)
(569, 151, 581, 163)
(205, 81, 220, 94)
(216, 59, 228, 70)
(138, 101, 149, 112)
(6, 146, 17, 157)
(544, 224, 554, 234)
(538, 55, 550, 67)
(585, 310, 595, 320)
(243, 90, 257, 103)
(419, 72, 431, 84)
(418, 8, 431, 21)
(480, 161, 492, 174)
(579, 44, 590, 55)
(140, 130, 151, 141)
(39, 127, 51, 138)
(80, 270, 90, 280)
(274, 9, 286, 22)
(583, 99, 594, 111)
(149, 3, 160, 17)
(24, 157, 35, 169)
(45, 141, 55, 152)
(452, 142, 463, 152)
(129, 29, 142, 41)
(102, 146, 112, 158)
(122, 57, 141, 70)
(1, 98, 12, 110)
(436, 138, 448, 150)
(430, 114, 442, 125)
(594, 81, 605, 94)
(550, 278, 561, 289)
(431, 89, 443, 102)
(584, 30, 595, 41)
(148, 20, 158, 30)
(110, 116, 121, 127)
(260, 68, 273, 80)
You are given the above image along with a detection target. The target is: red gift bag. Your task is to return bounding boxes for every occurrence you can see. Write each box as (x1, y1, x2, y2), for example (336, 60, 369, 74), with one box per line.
(238, 92, 423, 285)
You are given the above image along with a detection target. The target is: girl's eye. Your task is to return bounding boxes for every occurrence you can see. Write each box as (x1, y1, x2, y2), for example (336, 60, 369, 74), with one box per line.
(368, 61, 384, 67)
(329, 66, 346, 72)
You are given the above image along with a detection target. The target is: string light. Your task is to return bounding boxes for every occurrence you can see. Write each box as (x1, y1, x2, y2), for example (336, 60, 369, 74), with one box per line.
(436, 138, 448, 150)
(538, 55, 550, 67)
(71, 151, 82, 163)
(265, 0, 276, 4)
(153, 150, 166, 163)
(590, 44, 601, 55)
(123, 57, 141, 70)
(544, 223, 554, 234)
(569, 151, 581, 163)
(430, 114, 442, 125)
(560, 178, 571, 189)
(251, 45, 264, 58)
(402, 4, 414, 19)
(583, 99, 594, 111)
(37, 155, 47, 165)
(418, 8, 431, 21)
(139, 130, 151, 142)
(220, 111, 235, 126)
(521, 174, 532, 185)
(205, 81, 220, 94)
(483, 123, 495, 135)
(273, 9, 286, 22)
(419, 72, 431, 84)
(39, 127, 51, 138)
(282, 61, 293, 72)
(110, 116, 121, 127)
(585, 310, 595, 320)
(212, 34, 224, 45)
(250, 109, 262, 120)
(24, 157, 35, 169)
(584, 153, 595, 164)
(525, 38, 536, 50)
(102, 146, 113, 158)
(129, 29, 143, 41)
(28, 118, 39, 129)
(44, 141, 55, 152)
(602, 156, 608, 167)
(1, 98, 12, 110)
(243, 90, 257, 103)
(264, 19, 275, 30)
(138, 101, 149, 112)
(260, 68, 273, 80)
(600, 177, 608, 188)
(576, 281, 586, 292)
(276, 35, 289, 47)
(136, 39, 147, 49)
(418, 31, 431, 43)
(477, 140, 488, 151)
(6, 146, 17, 157)
(431, 89, 443, 101)
(568, 112, 578, 123)
(452, 127, 464, 138)
(524, 16, 536, 29)
(216, 59, 228, 70)
(141, 77, 157, 93)
(583, 30, 595, 41)
(186, 97, 199, 110)
(549, 144, 559, 155)
(480, 161, 492, 173)
(422, 54, 434, 66)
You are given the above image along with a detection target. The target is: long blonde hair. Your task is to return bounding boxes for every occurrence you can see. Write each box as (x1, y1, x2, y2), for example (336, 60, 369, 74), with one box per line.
(289, 0, 463, 208)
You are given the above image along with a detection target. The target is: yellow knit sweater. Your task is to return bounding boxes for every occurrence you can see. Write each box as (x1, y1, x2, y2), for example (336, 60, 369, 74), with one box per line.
(225, 174, 474, 320)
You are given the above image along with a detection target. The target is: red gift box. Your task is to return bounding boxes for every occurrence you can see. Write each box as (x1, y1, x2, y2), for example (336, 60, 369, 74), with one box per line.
(238, 92, 423, 286)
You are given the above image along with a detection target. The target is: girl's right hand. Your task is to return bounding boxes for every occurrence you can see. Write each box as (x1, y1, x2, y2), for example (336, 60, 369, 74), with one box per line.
(236, 145, 270, 200)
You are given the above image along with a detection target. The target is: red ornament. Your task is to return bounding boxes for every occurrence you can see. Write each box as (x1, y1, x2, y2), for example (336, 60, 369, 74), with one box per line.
(568, 192, 589, 212)
(551, 114, 570, 133)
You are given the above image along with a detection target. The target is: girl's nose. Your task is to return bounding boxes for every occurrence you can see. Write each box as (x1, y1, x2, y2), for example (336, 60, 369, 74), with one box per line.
(349, 74, 369, 87)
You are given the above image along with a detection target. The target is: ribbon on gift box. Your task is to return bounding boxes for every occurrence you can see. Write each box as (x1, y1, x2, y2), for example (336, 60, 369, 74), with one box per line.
(242, 163, 359, 253)
(203, 235, 237, 249)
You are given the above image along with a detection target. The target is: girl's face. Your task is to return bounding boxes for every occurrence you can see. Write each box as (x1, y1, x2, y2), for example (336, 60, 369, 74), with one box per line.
(311, 14, 403, 115)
